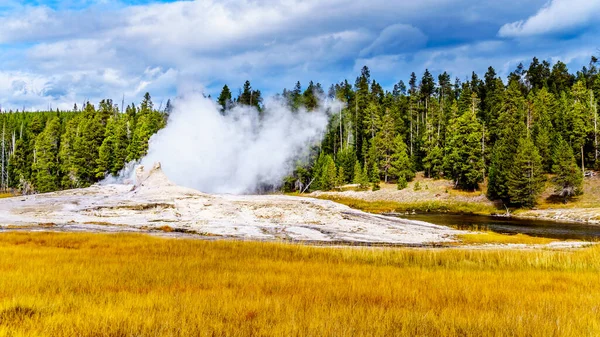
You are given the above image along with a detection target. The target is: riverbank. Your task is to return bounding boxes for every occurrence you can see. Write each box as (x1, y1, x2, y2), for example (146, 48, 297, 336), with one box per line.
(513, 208, 600, 225)
(0, 231, 598, 337)
(310, 173, 600, 225)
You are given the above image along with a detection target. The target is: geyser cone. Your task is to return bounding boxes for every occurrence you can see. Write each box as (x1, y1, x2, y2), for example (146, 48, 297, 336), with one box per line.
(136, 92, 335, 194)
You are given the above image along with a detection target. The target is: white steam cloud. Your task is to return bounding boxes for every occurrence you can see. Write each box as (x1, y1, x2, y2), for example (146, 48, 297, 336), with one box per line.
(137, 93, 336, 194)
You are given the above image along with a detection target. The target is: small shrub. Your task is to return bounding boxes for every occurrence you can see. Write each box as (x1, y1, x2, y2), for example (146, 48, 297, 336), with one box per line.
(413, 182, 421, 191)
(397, 176, 408, 190)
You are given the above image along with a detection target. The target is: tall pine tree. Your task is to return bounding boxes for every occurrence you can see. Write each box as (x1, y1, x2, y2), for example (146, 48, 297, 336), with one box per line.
(552, 137, 583, 203)
(507, 137, 545, 207)
(33, 117, 61, 193)
(444, 93, 485, 190)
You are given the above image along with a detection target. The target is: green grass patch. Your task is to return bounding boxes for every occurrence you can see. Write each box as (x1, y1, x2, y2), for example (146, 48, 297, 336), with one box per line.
(313, 195, 498, 215)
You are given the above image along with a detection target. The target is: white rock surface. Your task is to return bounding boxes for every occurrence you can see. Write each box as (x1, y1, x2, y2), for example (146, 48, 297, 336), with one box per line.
(0, 164, 462, 245)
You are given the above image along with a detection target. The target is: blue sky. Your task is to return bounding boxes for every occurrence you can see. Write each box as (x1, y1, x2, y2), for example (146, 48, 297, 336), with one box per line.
(0, 0, 599, 110)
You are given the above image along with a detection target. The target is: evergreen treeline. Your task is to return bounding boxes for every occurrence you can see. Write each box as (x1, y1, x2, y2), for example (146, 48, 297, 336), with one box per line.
(0, 93, 166, 193)
(1, 56, 598, 208)
(274, 57, 598, 207)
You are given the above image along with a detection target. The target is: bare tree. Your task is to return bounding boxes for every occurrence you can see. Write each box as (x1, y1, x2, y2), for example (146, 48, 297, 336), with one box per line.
(1, 123, 6, 191)
(593, 91, 598, 166)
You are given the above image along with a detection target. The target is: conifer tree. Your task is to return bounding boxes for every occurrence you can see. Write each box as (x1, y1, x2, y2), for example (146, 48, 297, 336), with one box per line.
(420, 120, 436, 178)
(337, 147, 357, 183)
(353, 161, 370, 190)
(548, 61, 574, 96)
(444, 93, 485, 190)
(421, 93, 444, 178)
(290, 81, 303, 110)
(337, 166, 345, 187)
(310, 152, 326, 190)
(354, 66, 371, 163)
(485, 78, 506, 146)
(353, 161, 362, 184)
(488, 80, 527, 200)
(10, 129, 33, 191)
(531, 88, 555, 171)
(111, 115, 130, 174)
(72, 103, 105, 185)
(126, 103, 137, 124)
(370, 159, 380, 190)
(164, 99, 173, 115)
(569, 80, 592, 175)
(237, 81, 263, 111)
(58, 116, 80, 188)
(364, 102, 381, 140)
(217, 85, 232, 113)
(534, 123, 552, 171)
(33, 117, 61, 193)
(360, 165, 371, 190)
(303, 81, 319, 111)
(96, 116, 117, 178)
(375, 109, 395, 182)
(29, 115, 46, 135)
(127, 94, 165, 162)
(319, 155, 337, 191)
(397, 175, 408, 190)
(389, 135, 414, 188)
(507, 137, 545, 207)
(552, 137, 583, 203)
(423, 145, 444, 178)
(95, 112, 130, 178)
(366, 139, 379, 183)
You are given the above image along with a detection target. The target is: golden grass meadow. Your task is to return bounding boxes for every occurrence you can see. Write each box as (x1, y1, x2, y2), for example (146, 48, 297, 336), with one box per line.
(0, 232, 599, 337)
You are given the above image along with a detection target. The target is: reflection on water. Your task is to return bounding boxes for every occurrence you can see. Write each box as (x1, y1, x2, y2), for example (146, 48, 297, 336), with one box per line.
(399, 214, 600, 241)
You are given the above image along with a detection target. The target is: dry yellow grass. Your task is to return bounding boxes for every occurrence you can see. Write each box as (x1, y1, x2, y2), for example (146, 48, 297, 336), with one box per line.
(457, 232, 558, 245)
(0, 233, 600, 336)
(1, 232, 599, 336)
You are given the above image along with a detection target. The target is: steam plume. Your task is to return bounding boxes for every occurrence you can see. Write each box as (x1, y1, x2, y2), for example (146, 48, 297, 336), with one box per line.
(137, 92, 335, 194)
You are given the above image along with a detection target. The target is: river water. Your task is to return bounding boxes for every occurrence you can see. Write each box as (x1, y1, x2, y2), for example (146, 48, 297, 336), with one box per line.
(399, 214, 600, 241)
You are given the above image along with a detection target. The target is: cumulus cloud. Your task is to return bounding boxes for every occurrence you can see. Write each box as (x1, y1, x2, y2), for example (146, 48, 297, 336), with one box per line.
(0, 5, 121, 43)
(360, 24, 427, 57)
(498, 0, 600, 37)
(0, 0, 598, 110)
(0, 67, 177, 111)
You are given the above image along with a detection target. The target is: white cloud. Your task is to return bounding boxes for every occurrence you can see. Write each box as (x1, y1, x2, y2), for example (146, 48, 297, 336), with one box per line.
(498, 0, 600, 37)
(0, 5, 121, 43)
(0, 67, 177, 111)
(0, 0, 598, 110)
(360, 24, 427, 57)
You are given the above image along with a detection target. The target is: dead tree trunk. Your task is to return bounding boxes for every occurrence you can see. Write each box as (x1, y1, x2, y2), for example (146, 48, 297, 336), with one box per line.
(593, 92, 598, 165)
(1, 124, 6, 191)
(582, 146, 585, 178)
(339, 105, 343, 151)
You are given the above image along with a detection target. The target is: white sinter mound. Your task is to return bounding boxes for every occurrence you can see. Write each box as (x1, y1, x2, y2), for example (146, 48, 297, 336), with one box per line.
(0, 163, 461, 245)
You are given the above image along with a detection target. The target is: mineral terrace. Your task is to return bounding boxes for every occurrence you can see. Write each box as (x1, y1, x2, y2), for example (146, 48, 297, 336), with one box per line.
(0, 164, 462, 245)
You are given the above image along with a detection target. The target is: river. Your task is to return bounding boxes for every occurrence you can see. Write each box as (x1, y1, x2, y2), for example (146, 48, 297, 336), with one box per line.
(399, 214, 600, 241)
